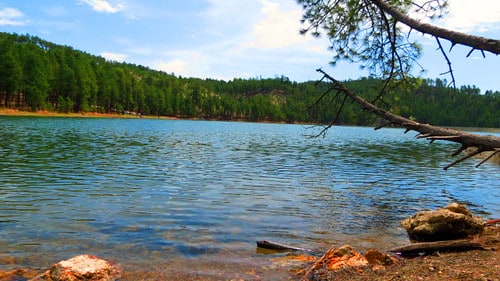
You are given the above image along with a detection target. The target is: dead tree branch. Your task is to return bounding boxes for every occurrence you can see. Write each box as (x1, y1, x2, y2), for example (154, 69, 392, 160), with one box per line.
(316, 68, 500, 169)
(389, 239, 486, 257)
(256, 240, 318, 255)
(372, 0, 500, 55)
(435, 37, 456, 88)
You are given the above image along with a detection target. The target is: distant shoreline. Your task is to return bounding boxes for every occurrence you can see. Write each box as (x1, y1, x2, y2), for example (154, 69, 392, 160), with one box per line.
(1, 107, 499, 134)
(0, 107, 291, 124)
(0, 108, 178, 120)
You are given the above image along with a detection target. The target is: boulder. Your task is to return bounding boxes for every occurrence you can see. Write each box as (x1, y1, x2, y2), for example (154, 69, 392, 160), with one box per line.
(401, 203, 484, 242)
(303, 245, 397, 279)
(305, 244, 368, 275)
(322, 245, 369, 270)
(31, 254, 121, 281)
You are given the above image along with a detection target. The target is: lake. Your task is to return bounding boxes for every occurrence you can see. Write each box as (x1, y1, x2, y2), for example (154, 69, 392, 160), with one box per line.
(0, 117, 498, 279)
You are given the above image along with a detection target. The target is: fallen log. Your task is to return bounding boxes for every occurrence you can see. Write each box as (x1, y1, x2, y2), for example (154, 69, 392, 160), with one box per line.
(389, 239, 486, 257)
(315, 68, 500, 170)
(256, 240, 318, 255)
(484, 218, 500, 226)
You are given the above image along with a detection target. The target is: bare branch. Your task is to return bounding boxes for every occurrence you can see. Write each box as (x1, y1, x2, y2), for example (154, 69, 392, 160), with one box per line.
(444, 147, 484, 170)
(316, 68, 500, 169)
(466, 48, 475, 57)
(452, 145, 467, 157)
(374, 121, 394, 130)
(372, 0, 500, 55)
(475, 149, 500, 168)
(435, 37, 456, 88)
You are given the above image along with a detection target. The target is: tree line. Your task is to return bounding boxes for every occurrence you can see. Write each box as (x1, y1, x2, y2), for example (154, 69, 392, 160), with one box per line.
(0, 32, 498, 127)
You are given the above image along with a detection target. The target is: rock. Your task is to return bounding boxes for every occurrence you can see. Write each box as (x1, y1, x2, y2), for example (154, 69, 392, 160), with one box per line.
(303, 245, 398, 279)
(31, 254, 121, 281)
(301, 243, 404, 281)
(312, 245, 369, 271)
(363, 249, 397, 266)
(401, 203, 484, 242)
(445, 202, 472, 216)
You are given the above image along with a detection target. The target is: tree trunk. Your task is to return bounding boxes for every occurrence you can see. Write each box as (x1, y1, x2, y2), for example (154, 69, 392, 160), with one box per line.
(371, 0, 500, 55)
(317, 68, 500, 169)
(389, 239, 486, 256)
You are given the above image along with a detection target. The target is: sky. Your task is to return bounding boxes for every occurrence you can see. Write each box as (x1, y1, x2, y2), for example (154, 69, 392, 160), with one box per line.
(0, 0, 499, 91)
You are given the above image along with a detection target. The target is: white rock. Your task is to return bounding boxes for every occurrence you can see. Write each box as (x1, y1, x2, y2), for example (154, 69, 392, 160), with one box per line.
(31, 254, 121, 281)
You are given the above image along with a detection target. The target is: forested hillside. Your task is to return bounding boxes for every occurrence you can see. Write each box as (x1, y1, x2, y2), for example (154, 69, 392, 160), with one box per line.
(0, 32, 498, 127)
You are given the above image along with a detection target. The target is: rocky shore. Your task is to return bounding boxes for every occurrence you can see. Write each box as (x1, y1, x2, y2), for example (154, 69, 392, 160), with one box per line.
(1, 204, 497, 281)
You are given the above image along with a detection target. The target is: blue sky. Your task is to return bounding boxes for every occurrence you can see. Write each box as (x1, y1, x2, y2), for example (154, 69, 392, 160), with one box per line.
(0, 0, 499, 91)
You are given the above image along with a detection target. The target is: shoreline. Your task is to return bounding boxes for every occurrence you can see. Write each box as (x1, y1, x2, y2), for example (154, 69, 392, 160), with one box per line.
(1, 108, 499, 133)
(0, 107, 312, 127)
(0, 108, 169, 119)
(1, 226, 498, 280)
(0, 108, 284, 123)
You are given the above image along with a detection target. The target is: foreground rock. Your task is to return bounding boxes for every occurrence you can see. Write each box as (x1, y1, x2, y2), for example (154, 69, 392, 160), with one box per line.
(401, 203, 484, 242)
(31, 254, 121, 281)
(302, 245, 396, 280)
(317, 226, 499, 281)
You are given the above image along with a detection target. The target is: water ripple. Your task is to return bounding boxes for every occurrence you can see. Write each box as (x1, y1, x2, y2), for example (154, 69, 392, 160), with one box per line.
(0, 117, 498, 269)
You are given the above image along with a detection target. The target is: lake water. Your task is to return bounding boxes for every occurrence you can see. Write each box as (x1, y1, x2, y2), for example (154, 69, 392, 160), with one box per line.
(0, 117, 498, 279)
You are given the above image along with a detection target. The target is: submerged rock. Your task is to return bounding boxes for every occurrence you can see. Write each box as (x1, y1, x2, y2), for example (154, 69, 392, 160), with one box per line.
(401, 203, 484, 242)
(0, 268, 40, 280)
(31, 254, 121, 281)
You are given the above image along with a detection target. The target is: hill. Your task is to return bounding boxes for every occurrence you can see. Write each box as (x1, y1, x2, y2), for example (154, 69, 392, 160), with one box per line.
(0, 32, 498, 127)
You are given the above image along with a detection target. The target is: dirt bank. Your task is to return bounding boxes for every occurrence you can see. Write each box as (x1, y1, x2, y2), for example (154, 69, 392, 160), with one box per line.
(0, 108, 137, 118)
(307, 226, 499, 281)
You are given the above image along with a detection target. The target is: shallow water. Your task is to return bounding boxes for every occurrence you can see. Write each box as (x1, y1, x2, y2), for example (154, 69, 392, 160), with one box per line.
(0, 117, 498, 277)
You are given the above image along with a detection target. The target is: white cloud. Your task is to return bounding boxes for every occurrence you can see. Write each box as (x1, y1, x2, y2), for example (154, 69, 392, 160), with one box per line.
(146, 0, 331, 81)
(204, 0, 261, 39)
(245, 0, 306, 49)
(154, 59, 188, 75)
(152, 51, 220, 78)
(78, 0, 124, 14)
(411, 0, 500, 32)
(0, 7, 26, 26)
(101, 52, 128, 62)
(440, 0, 500, 32)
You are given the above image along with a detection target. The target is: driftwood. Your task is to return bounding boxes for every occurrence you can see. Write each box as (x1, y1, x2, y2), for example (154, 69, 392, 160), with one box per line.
(316, 68, 500, 170)
(389, 239, 486, 257)
(485, 219, 500, 226)
(256, 240, 318, 255)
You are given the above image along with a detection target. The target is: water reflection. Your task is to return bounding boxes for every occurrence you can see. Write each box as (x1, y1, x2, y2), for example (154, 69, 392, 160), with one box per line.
(0, 117, 498, 271)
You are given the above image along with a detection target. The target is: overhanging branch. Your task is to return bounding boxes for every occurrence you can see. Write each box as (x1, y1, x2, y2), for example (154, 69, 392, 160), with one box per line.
(371, 0, 500, 55)
(316, 68, 500, 169)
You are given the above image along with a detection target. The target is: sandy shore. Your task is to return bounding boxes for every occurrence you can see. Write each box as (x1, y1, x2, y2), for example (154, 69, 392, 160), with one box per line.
(0, 108, 135, 118)
(0, 108, 183, 119)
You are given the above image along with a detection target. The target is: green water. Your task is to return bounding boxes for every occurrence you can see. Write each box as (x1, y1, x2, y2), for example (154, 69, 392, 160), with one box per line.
(0, 116, 498, 278)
